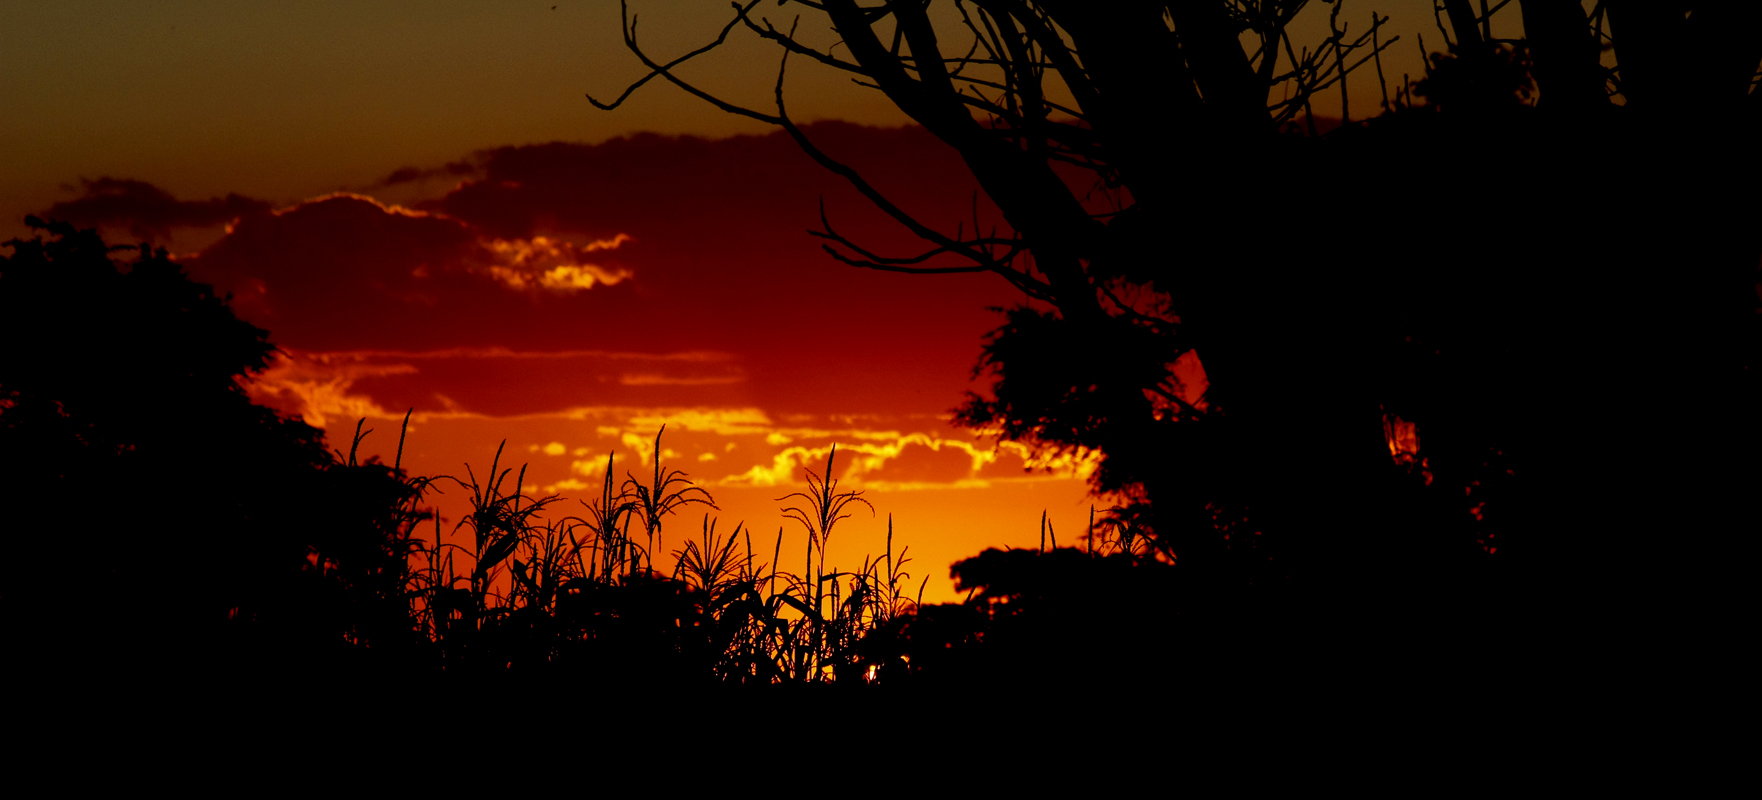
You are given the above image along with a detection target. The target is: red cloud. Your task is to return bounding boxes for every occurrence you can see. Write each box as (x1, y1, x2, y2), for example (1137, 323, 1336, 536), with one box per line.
(181, 193, 638, 353)
(254, 348, 753, 421)
(176, 124, 1031, 419)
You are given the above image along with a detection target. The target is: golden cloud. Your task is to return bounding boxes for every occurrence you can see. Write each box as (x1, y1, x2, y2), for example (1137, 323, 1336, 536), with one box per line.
(243, 349, 755, 428)
(543, 478, 592, 494)
(241, 348, 1092, 495)
(619, 408, 775, 437)
(618, 373, 744, 386)
(480, 235, 633, 294)
(245, 351, 415, 428)
(571, 454, 614, 479)
(707, 428, 1098, 491)
(619, 431, 656, 465)
(274, 192, 437, 219)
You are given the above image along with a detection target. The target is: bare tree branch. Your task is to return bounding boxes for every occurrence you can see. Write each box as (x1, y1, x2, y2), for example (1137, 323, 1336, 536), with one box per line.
(588, 0, 769, 113)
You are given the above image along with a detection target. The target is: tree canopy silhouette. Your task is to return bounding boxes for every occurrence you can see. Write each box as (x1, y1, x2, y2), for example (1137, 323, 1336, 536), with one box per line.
(0, 219, 429, 681)
(592, 1, 1759, 638)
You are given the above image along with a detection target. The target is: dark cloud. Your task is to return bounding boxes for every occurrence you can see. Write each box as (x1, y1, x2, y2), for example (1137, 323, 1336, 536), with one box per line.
(38, 178, 271, 242)
(415, 123, 1024, 406)
(182, 193, 635, 352)
(182, 124, 1035, 417)
(378, 159, 479, 188)
(425, 122, 1001, 246)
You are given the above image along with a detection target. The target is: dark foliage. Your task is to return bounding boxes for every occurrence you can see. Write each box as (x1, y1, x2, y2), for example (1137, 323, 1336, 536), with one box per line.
(1410, 44, 1535, 113)
(862, 547, 1178, 687)
(588, 0, 1757, 684)
(0, 219, 429, 683)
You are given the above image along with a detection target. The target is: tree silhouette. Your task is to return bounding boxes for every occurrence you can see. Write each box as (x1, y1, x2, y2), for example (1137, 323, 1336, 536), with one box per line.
(592, 2, 1759, 643)
(0, 219, 430, 683)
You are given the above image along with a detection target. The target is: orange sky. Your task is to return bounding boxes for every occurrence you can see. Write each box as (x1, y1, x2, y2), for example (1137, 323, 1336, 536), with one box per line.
(4, 0, 1470, 602)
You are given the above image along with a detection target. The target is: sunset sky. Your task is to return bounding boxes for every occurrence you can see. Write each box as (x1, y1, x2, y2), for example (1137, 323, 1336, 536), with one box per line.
(5, 0, 1467, 601)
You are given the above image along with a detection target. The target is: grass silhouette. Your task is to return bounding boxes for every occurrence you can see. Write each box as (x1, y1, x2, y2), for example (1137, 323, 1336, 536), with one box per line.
(304, 416, 1191, 688)
(368, 421, 968, 684)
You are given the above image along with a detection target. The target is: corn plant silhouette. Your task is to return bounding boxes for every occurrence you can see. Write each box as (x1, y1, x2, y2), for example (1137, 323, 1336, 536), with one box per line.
(577, 449, 638, 582)
(774, 445, 877, 681)
(315, 411, 436, 657)
(623, 424, 715, 576)
(383, 427, 948, 685)
(779, 445, 873, 578)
